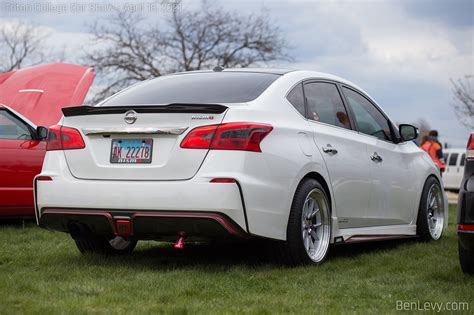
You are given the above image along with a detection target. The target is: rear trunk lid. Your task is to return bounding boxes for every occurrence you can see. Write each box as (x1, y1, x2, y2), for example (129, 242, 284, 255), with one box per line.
(61, 104, 228, 180)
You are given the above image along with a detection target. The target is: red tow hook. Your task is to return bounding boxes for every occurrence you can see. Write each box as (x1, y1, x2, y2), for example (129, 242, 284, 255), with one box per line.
(174, 232, 187, 250)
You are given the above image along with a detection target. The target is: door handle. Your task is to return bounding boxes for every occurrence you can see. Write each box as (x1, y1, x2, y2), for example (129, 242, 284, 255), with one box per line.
(370, 152, 383, 163)
(322, 144, 338, 154)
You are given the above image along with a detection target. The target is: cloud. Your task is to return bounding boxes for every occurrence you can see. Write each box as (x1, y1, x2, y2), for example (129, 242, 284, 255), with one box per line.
(401, 0, 473, 28)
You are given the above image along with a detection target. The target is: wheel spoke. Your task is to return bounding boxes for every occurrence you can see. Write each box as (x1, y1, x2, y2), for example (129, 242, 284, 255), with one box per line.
(304, 234, 310, 250)
(429, 195, 436, 209)
(303, 199, 312, 220)
(308, 237, 315, 250)
(310, 229, 319, 241)
(310, 207, 320, 218)
(312, 222, 322, 229)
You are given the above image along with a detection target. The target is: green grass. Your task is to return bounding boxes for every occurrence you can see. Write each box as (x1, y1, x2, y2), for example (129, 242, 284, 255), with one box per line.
(0, 205, 472, 314)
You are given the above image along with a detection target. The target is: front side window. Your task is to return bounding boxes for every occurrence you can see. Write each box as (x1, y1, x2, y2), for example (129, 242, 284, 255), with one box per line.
(304, 82, 351, 129)
(0, 110, 32, 140)
(287, 83, 305, 116)
(342, 87, 393, 142)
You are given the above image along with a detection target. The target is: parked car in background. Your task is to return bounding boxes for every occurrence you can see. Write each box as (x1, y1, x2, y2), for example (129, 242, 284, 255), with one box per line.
(458, 133, 474, 274)
(35, 69, 448, 265)
(0, 63, 94, 218)
(443, 148, 466, 191)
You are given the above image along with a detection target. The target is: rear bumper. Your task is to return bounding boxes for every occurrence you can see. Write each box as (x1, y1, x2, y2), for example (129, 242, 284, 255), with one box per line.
(38, 209, 248, 240)
(457, 179, 474, 224)
(457, 173, 474, 250)
(34, 154, 249, 239)
(458, 231, 474, 251)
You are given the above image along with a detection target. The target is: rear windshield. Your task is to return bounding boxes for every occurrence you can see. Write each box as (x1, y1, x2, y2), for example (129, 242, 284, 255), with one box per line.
(100, 72, 280, 106)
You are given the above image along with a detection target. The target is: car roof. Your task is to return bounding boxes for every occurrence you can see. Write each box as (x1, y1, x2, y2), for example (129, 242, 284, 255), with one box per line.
(172, 68, 294, 76)
(170, 68, 364, 91)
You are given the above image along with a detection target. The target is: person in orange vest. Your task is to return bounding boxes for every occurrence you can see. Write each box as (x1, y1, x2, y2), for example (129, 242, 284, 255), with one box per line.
(421, 130, 446, 174)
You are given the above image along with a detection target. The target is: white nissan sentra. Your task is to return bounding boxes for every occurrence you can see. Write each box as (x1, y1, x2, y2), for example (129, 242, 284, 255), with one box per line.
(35, 68, 448, 265)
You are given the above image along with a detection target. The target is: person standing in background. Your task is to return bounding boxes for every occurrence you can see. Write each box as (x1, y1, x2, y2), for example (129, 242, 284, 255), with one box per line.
(421, 130, 446, 175)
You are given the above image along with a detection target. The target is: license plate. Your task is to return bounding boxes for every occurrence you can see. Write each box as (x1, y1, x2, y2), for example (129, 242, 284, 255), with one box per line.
(110, 139, 153, 164)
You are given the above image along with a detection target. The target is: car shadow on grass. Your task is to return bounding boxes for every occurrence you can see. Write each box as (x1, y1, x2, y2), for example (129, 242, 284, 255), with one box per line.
(328, 238, 419, 258)
(68, 237, 420, 271)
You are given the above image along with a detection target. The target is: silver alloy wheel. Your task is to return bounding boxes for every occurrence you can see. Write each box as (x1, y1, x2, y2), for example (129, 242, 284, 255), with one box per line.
(426, 183, 444, 240)
(109, 236, 132, 250)
(301, 188, 330, 263)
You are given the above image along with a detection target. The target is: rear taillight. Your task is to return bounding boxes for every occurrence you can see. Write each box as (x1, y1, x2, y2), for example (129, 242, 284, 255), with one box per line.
(458, 224, 474, 231)
(46, 125, 85, 151)
(180, 124, 219, 149)
(180, 123, 273, 152)
(467, 133, 474, 160)
(211, 123, 273, 152)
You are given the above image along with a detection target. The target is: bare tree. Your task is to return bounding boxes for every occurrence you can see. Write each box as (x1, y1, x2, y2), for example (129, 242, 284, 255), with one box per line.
(451, 75, 474, 129)
(0, 21, 50, 72)
(84, 1, 290, 102)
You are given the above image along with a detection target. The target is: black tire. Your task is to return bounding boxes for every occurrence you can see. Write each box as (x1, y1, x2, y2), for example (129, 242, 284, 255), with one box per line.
(73, 233, 137, 255)
(416, 176, 444, 242)
(273, 178, 331, 266)
(459, 241, 474, 275)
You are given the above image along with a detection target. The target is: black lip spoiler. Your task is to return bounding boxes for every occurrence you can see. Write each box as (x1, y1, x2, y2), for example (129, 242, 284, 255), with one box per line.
(62, 104, 228, 117)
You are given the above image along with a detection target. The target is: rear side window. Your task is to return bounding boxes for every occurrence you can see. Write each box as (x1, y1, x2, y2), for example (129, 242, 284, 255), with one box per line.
(304, 82, 351, 129)
(101, 72, 280, 105)
(287, 83, 305, 116)
(461, 154, 466, 166)
(449, 153, 459, 166)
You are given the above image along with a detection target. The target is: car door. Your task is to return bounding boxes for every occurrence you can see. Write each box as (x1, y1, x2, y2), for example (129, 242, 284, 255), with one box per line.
(302, 81, 372, 228)
(0, 108, 46, 215)
(445, 152, 459, 189)
(341, 86, 416, 226)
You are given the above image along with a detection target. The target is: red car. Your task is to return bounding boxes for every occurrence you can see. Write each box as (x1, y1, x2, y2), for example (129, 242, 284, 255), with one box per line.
(0, 63, 94, 217)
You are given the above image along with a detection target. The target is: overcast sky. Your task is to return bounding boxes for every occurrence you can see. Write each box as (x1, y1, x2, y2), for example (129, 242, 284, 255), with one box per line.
(1, 0, 473, 147)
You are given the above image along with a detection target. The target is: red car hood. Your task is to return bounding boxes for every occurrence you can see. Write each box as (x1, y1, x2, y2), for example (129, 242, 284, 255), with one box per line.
(0, 63, 95, 127)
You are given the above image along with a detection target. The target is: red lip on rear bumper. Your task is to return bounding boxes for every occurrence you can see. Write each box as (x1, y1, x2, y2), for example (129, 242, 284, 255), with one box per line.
(39, 209, 249, 239)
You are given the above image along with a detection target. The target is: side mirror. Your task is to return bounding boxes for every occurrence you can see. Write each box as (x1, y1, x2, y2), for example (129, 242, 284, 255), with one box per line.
(36, 126, 48, 141)
(399, 124, 418, 142)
